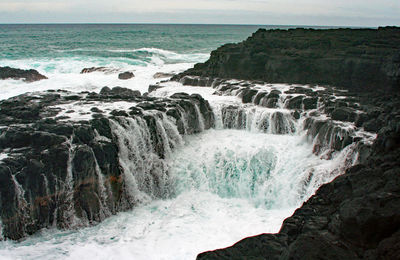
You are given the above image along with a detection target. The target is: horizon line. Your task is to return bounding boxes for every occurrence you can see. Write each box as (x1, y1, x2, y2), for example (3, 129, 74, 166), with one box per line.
(0, 22, 379, 28)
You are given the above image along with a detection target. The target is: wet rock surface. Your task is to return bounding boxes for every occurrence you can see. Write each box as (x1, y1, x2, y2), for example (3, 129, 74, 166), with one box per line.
(118, 71, 135, 80)
(80, 67, 119, 74)
(0, 66, 48, 82)
(176, 27, 400, 92)
(99, 86, 141, 98)
(197, 92, 400, 259)
(153, 72, 174, 79)
(2, 28, 400, 260)
(0, 87, 214, 240)
(169, 29, 400, 256)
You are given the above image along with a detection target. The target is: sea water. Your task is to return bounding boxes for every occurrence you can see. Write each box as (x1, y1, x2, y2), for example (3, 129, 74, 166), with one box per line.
(0, 129, 347, 260)
(0, 24, 349, 259)
(0, 24, 274, 99)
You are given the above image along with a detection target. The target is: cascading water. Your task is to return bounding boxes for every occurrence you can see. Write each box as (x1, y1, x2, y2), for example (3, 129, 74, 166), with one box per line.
(109, 115, 180, 204)
(90, 147, 112, 221)
(60, 139, 79, 228)
(168, 129, 345, 209)
(0, 82, 371, 260)
(0, 127, 355, 260)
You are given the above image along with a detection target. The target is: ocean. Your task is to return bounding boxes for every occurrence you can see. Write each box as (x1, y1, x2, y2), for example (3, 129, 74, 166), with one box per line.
(0, 24, 339, 100)
(0, 24, 273, 99)
(0, 24, 356, 259)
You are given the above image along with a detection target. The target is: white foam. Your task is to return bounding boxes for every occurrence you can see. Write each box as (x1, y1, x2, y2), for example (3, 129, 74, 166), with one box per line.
(0, 49, 209, 100)
(0, 153, 8, 160)
(150, 81, 241, 106)
(0, 129, 353, 260)
(49, 101, 137, 122)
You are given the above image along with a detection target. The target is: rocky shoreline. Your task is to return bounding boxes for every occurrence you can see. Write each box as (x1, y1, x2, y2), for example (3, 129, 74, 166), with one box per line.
(0, 87, 214, 240)
(0, 66, 47, 82)
(0, 26, 399, 259)
(197, 92, 400, 259)
(175, 27, 400, 92)
(0, 78, 383, 243)
(170, 27, 400, 259)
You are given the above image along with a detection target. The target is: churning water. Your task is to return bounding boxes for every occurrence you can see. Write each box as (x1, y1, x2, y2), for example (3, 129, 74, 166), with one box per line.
(0, 128, 349, 260)
(0, 24, 362, 259)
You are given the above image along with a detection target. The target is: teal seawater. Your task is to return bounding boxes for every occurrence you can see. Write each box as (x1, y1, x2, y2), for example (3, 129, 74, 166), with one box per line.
(0, 24, 342, 99)
(0, 24, 275, 60)
(0, 24, 340, 60)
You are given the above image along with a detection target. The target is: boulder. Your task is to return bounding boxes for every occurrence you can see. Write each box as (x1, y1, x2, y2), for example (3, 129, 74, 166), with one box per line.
(118, 71, 135, 80)
(253, 92, 268, 105)
(153, 72, 174, 79)
(241, 89, 258, 103)
(99, 87, 140, 98)
(331, 107, 357, 122)
(286, 96, 304, 109)
(303, 97, 318, 110)
(80, 67, 119, 74)
(0, 66, 47, 82)
(148, 84, 163, 93)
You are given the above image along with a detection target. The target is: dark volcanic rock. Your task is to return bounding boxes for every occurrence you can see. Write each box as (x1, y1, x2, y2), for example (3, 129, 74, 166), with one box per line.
(177, 27, 400, 92)
(148, 84, 163, 93)
(0, 89, 215, 240)
(303, 97, 318, 110)
(153, 72, 174, 79)
(241, 89, 258, 103)
(80, 67, 119, 74)
(331, 107, 357, 122)
(0, 66, 47, 82)
(198, 94, 400, 259)
(118, 71, 135, 80)
(180, 76, 214, 87)
(286, 95, 304, 109)
(99, 86, 141, 98)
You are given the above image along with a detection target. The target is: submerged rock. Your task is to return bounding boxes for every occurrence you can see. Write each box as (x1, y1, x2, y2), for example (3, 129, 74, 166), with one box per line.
(0, 66, 47, 82)
(153, 72, 174, 79)
(80, 67, 119, 74)
(148, 84, 163, 93)
(118, 71, 135, 80)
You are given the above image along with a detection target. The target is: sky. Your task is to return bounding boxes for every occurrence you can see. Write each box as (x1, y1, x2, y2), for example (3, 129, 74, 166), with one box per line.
(0, 0, 399, 26)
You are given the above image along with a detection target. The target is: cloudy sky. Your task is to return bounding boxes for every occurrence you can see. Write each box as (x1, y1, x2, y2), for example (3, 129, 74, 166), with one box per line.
(0, 0, 399, 26)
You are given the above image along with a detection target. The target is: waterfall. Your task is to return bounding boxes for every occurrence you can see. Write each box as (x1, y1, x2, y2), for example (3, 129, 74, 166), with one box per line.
(0, 81, 376, 250)
(110, 117, 158, 204)
(90, 147, 112, 220)
(10, 173, 29, 237)
(217, 105, 298, 134)
(59, 139, 79, 228)
(0, 219, 3, 241)
(161, 115, 184, 150)
(109, 113, 184, 204)
(194, 104, 205, 132)
(41, 173, 51, 198)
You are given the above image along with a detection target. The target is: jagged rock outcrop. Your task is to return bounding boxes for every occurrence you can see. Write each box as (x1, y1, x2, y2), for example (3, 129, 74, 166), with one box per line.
(0, 66, 47, 82)
(176, 27, 400, 92)
(198, 93, 400, 259)
(0, 88, 214, 240)
(99, 86, 141, 98)
(170, 26, 400, 259)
